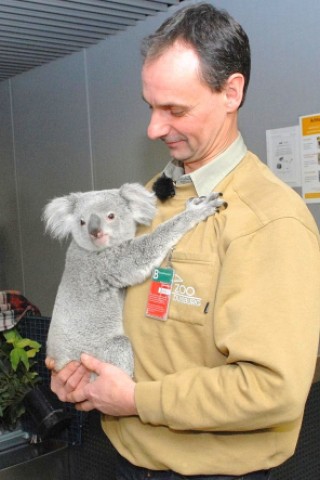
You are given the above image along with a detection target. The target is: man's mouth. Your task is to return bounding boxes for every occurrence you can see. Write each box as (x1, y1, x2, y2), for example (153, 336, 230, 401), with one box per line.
(164, 138, 185, 147)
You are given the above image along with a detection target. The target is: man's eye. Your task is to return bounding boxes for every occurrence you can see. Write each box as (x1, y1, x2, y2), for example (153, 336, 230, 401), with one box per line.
(171, 110, 186, 117)
(80, 219, 86, 226)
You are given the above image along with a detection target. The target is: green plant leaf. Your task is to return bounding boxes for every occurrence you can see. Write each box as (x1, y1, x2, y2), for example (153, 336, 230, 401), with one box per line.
(28, 340, 41, 350)
(16, 339, 31, 349)
(1, 327, 42, 431)
(3, 329, 20, 345)
(16, 338, 40, 350)
(10, 348, 29, 371)
(9, 348, 19, 371)
(26, 348, 38, 358)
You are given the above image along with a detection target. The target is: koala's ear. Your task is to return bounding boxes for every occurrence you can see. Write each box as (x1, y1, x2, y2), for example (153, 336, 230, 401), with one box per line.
(42, 193, 82, 240)
(119, 183, 156, 225)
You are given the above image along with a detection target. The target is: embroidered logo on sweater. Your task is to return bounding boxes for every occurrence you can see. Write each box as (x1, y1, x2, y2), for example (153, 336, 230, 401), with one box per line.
(172, 273, 201, 307)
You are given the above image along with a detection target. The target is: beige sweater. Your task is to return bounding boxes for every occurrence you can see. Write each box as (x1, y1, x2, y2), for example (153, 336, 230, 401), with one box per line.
(102, 152, 320, 476)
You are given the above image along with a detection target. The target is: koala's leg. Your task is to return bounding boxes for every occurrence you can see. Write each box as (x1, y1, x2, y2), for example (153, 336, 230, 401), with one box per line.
(104, 335, 134, 377)
(106, 192, 226, 287)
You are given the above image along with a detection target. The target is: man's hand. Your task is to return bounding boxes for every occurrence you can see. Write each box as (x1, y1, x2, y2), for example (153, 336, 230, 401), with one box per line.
(45, 357, 91, 403)
(68, 353, 137, 416)
(45, 354, 137, 416)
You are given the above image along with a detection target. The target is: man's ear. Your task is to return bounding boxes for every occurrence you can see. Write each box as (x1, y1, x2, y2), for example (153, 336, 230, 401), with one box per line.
(225, 73, 245, 112)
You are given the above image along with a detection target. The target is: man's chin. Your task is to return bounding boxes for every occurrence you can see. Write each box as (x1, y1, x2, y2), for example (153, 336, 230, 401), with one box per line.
(168, 148, 193, 163)
(170, 153, 196, 164)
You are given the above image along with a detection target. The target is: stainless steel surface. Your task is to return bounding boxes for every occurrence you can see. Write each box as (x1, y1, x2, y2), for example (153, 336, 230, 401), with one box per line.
(0, 0, 180, 81)
(0, 429, 29, 452)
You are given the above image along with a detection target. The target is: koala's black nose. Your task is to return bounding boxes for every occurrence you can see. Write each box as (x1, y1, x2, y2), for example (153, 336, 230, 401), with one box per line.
(90, 228, 101, 238)
(88, 214, 102, 237)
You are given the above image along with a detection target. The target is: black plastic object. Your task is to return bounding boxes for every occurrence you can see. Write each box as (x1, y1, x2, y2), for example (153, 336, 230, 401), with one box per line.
(23, 386, 71, 439)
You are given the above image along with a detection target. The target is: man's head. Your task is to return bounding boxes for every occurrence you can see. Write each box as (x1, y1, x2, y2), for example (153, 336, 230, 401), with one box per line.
(141, 2, 251, 107)
(141, 3, 251, 170)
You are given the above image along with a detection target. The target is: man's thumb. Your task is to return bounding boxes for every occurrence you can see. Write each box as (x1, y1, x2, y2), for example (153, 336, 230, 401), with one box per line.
(80, 353, 102, 374)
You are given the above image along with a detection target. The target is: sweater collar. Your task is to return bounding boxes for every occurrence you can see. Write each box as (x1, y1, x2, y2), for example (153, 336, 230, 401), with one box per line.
(162, 134, 247, 197)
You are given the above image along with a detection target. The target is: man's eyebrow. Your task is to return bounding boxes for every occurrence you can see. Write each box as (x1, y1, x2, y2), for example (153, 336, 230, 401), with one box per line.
(141, 95, 189, 109)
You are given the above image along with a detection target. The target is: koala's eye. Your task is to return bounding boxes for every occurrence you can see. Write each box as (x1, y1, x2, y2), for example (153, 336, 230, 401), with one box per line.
(107, 213, 115, 220)
(80, 219, 86, 226)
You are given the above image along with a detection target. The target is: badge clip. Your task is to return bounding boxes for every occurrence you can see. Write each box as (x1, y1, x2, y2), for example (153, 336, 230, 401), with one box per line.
(146, 267, 174, 321)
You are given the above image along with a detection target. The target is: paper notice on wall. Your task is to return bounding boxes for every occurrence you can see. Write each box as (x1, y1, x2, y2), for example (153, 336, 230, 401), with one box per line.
(266, 126, 301, 187)
(299, 113, 320, 203)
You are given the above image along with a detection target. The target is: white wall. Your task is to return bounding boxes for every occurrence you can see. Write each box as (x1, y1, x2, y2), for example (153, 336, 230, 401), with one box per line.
(0, 0, 319, 315)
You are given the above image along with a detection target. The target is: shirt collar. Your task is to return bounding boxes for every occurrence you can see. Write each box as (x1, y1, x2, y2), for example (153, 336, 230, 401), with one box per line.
(162, 134, 247, 196)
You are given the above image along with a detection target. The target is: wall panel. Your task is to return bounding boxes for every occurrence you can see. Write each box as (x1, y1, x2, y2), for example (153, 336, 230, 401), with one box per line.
(10, 52, 93, 314)
(0, 81, 23, 291)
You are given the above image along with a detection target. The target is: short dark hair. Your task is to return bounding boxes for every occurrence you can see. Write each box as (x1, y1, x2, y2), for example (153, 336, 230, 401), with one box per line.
(141, 2, 251, 107)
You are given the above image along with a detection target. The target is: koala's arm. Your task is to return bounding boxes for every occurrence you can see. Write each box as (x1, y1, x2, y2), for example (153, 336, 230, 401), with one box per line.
(93, 193, 225, 288)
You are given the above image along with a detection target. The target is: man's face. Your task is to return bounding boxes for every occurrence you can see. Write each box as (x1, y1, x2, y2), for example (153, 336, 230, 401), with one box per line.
(142, 42, 234, 172)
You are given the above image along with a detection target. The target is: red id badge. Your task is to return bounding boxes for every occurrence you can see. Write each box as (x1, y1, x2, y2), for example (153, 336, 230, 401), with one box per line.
(146, 267, 174, 321)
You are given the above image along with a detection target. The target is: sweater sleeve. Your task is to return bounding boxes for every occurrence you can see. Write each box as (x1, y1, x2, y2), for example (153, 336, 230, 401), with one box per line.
(135, 218, 320, 431)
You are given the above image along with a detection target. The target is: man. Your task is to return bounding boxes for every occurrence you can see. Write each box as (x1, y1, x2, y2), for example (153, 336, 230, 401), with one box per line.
(48, 3, 320, 479)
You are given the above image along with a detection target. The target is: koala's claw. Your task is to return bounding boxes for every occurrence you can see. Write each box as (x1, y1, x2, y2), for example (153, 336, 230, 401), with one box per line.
(187, 192, 227, 213)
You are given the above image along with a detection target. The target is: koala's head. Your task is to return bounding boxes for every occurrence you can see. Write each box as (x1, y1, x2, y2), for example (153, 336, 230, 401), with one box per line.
(42, 183, 156, 251)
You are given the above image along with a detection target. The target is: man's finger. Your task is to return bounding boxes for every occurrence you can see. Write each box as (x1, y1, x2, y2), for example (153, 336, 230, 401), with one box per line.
(63, 363, 91, 393)
(80, 353, 104, 375)
(54, 361, 81, 384)
(45, 357, 55, 370)
(75, 400, 95, 412)
(67, 386, 88, 404)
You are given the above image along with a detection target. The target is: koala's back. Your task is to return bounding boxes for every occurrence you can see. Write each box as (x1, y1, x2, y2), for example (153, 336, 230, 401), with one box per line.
(47, 242, 125, 370)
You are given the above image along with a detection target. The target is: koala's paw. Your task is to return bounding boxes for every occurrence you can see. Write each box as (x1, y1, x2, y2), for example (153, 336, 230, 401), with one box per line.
(186, 192, 227, 218)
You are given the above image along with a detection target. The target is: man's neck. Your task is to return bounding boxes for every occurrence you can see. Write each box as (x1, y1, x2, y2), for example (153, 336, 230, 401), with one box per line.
(184, 119, 239, 174)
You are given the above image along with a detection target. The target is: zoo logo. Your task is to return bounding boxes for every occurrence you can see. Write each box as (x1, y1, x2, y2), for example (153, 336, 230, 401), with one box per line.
(172, 274, 202, 307)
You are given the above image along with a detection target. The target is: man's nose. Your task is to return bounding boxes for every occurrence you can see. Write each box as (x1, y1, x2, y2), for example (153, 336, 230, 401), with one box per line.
(147, 110, 170, 140)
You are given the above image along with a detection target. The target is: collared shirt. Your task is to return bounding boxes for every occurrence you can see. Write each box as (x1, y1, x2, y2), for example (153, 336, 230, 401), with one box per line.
(162, 133, 248, 196)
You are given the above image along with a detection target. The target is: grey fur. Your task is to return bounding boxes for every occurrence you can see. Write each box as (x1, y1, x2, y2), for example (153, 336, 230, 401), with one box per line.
(43, 183, 226, 376)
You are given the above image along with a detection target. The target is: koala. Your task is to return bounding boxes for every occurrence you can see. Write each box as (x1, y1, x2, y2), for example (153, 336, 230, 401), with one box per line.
(43, 183, 226, 377)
